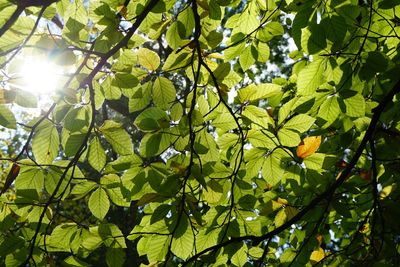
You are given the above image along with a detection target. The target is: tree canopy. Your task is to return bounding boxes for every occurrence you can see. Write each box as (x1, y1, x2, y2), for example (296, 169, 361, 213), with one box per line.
(0, 0, 400, 266)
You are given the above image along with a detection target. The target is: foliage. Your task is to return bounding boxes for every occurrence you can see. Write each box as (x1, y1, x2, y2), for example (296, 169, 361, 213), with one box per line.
(0, 0, 400, 266)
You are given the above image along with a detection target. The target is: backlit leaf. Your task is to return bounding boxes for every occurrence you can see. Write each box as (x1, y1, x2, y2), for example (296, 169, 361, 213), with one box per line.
(88, 187, 110, 220)
(100, 120, 133, 155)
(88, 136, 106, 172)
(137, 48, 160, 71)
(152, 76, 176, 110)
(296, 136, 322, 159)
(297, 58, 326, 95)
(32, 123, 60, 164)
(0, 104, 16, 129)
(310, 248, 325, 264)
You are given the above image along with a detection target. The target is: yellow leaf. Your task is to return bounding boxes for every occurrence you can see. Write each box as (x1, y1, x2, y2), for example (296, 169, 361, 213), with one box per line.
(310, 247, 325, 264)
(380, 184, 395, 199)
(276, 198, 288, 205)
(359, 223, 369, 234)
(136, 48, 160, 71)
(296, 136, 322, 159)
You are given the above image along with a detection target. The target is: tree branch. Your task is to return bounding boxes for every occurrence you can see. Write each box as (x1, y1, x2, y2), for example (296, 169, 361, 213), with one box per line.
(183, 78, 400, 265)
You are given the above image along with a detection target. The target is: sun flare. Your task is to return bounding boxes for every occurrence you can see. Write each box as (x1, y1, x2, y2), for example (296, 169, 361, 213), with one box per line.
(20, 58, 59, 93)
(10, 55, 70, 95)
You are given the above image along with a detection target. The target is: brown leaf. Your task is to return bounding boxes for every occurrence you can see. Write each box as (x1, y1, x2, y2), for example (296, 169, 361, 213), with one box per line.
(359, 169, 372, 181)
(0, 163, 20, 195)
(296, 136, 322, 159)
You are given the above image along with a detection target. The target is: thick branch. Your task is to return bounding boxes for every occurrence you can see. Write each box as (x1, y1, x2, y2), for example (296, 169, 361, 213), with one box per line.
(15, 0, 58, 7)
(0, 5, 24, 38)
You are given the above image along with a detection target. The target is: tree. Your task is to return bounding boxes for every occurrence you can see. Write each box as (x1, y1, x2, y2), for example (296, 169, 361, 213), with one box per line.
(0, 0, 400, 266)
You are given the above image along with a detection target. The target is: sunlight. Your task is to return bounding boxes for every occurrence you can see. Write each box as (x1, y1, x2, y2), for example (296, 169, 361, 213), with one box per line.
(17, 56, 62, 94)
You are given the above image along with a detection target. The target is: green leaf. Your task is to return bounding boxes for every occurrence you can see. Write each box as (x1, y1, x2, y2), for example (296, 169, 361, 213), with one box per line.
(231, 244, 248, 266)
(88, 136, 106, 172)
(284, 114, 315, 133)
(291, 5, 313, 48)
(255, 42, 270, 62)
(301, 24, 326, 54)
(64, 133, 86, 157)
(177, 7, 195, 37)
(146, 235, 171, 262)
(0, 236, 25, 257)
(162, 48, 191, 71)
(239, 45, 256, 71)
(364, 51, 389, 74)
(32, 123, 60, 164)
(203, 180, 224, 204)
(64, 107, 90, 132)
(247, 129, 278, 150)
(63, 256, 90, 267)
(262, 148, 286, 186)
(211, 112, 238, 133)
(100, 120, 133, 155)
(152, 76, 176, 110)
(166, 21, 182, 49)
(206, 30, 223, 48)
(102, 76, 121, 100)
(342, 93, 365, 117)
(0, 104, 16, 129)
(71, 180, 97, 197)
(88, 187, 110, 220)
(15, 167, 44, 194)
(45, 168, 70, 198)
(237, 83, 281, 103)
(101, 174, 130, 207)
(106, 248, 126, 267)
(171, 217, 194, 260)
(0, 31, 24, 52)
(128, 82, 152, 112)
(98, 223, 127, 248)
(242, 105, 274, 128)
(137, 48, 160, 71)
(54, 50, 77, 66)
(258, 21, 284, 41)
(303, 153, 332, 170)
(297, 58, 326, 95)
(47, 223, 77, 252)
(318, 96, 340, 127)
(134, 107, 169, 132)
(237, 10, 259, 34)
(15, 90, 37, 108)
(170, 103, 183, 121)
(322, 15, 347, 43)
(139, 132, 171, 157)
(278, 128, 301, 147)
(224, 39, 246, 60)
(112, 73, 139, 90)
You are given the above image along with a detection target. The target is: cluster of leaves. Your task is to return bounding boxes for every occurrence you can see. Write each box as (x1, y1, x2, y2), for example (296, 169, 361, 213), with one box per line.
(0, 0, 400, 266)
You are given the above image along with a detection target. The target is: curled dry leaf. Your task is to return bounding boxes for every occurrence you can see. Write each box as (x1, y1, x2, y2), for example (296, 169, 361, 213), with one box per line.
(0, 163, 20, 195)
(296, 136, 322, 159)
